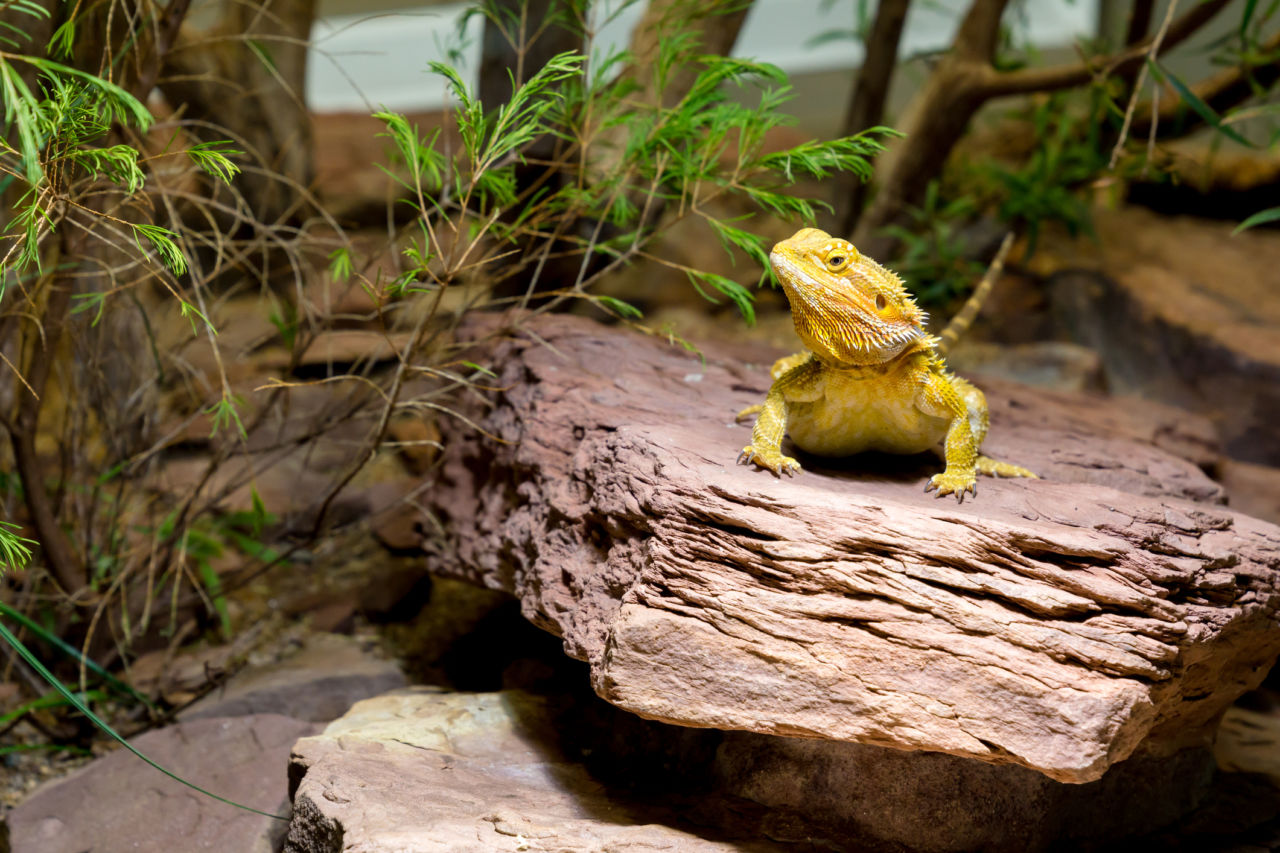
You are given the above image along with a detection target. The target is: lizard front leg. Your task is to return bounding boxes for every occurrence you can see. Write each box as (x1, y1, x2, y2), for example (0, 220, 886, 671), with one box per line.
(953, 376, 1038, 481)
(735, 352, 810, 421)
(917, 369, 979, 501)
(738, 356, 824, 476)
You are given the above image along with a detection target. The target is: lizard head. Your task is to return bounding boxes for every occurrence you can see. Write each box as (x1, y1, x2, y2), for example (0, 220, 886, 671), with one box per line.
(769, 228, 926, 365)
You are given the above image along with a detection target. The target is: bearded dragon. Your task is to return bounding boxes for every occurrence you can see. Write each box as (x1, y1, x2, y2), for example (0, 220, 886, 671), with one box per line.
(737, 228, 1036, 501)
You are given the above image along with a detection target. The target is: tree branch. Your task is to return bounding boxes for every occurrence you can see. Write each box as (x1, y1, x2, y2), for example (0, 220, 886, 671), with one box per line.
(953, 0, 1012, 62)
(837, 0, 911, 235)
(1125, 0, 1155, 46)
(978, 0, 1232, 98)
(11, 233, 86, 594)
(135, 0, 193, 97)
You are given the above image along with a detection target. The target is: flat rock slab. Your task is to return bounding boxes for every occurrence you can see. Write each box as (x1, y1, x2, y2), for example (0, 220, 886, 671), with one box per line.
(179, 632, 406, 723)
(285, 688, 781, 852)
(6, 714, 317, 853)
(426, 314, 1280, 783)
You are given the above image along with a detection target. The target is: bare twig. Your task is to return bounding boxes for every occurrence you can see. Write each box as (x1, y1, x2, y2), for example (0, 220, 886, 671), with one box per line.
(1109, 0, 1179, 170)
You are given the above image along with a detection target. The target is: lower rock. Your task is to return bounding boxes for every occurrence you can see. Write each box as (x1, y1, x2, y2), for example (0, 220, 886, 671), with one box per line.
(285, 687, 1231, 853)
(713, 732, 1215, 852)
(284, 688, 776, 852)
(179, 632, 406, 722)
(6, 714, 316, 853)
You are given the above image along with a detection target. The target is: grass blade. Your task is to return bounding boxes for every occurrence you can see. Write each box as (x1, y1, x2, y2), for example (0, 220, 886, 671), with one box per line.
(1233, 206, 1280, 234)
(1150, 60, 1255, 148)
(0, 618, 288, 821)
(0, 602, 154, 708)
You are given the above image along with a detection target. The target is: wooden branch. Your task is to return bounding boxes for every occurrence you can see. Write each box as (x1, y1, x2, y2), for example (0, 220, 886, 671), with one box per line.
(1125, 0, 1156, 46)
(135, 0, 194, 97)
(837, 0, 911, 235)
(952, 0, 1012, 62)
(11, 235, 86, 594)
(979, 0, 1232, 98)
(853, 0, 1232, 253)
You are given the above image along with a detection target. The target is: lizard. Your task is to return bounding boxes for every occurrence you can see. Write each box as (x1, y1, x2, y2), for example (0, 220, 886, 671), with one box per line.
(736, 227, 1037, 501)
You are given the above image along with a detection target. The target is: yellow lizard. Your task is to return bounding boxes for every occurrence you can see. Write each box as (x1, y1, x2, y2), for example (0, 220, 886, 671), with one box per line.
(737, 228, 1037, 501)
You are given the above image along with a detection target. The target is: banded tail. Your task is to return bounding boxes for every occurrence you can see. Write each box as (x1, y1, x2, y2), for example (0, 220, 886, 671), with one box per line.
(935, 232, 1015, 357)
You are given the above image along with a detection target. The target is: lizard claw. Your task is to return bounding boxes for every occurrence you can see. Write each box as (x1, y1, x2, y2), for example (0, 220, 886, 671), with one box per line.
(927, 470, 977, 500)
(739, 445, 802, 477)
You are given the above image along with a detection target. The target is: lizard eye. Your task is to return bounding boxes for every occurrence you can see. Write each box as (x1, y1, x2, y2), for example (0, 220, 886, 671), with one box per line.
(824, 244, 858, 272)
(875, 294, 887, 311)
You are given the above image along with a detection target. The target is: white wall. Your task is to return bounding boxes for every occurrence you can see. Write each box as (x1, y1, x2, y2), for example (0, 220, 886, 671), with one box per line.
(307, 0, 1100, 113)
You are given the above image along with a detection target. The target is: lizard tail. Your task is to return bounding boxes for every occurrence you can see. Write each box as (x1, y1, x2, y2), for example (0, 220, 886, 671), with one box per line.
(935, 232, 1015, 357)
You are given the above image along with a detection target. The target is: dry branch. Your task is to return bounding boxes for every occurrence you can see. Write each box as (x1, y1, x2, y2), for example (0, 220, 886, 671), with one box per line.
(836, 0, 910, 234)
(851, 0, 1236, 254)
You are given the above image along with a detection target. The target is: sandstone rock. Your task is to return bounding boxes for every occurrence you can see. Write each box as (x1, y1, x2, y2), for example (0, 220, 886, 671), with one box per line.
(1220, 458, 1280, 527)
(712, 731, 1216, 851)
(255, 330, 416, 371)
(1215, 704, 1280, 784)
(284, 688, 780, 853)
(284, 686, 1274, 853)
(424, 313, 1280, 784)
(179, 632, 405, 722)
(1043, 207, 1280, 465)
(946, 340, 1105, 393)
(6, 714, 316, 853)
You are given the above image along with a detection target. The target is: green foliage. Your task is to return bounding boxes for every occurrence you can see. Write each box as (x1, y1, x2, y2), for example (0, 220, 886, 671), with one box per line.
(0, 0, 292, 820)
(372, 3, 896, 321)
(1149, 60, 1255, 149)
(187, 140, 243, 184)
(979, 93, 1103, 255)
(151, 494, 279, 640)
(1235, 206, 1280, 233)
(327, 246, 354, 282)
(0, 59, 152, 189)
(881, 182, 986, 308)
(206, 393, 248, 440)
(0, 521, 35, 576)
(0, 601, 151, 707)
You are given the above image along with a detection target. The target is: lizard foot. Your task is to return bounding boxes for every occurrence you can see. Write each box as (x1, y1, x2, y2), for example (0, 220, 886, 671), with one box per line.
(738, 445, 802, 477)
(735, 404, 763, 422)
(925, 469, 977, 502)
(976, 455, 1038, 479)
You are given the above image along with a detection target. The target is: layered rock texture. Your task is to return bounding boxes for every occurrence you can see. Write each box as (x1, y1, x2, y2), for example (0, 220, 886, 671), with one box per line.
(425, 313, 1280, 784)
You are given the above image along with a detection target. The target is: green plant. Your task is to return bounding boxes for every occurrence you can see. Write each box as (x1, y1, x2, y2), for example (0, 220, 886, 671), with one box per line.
(0, 1, 300, 818)
(371, 27, 894, 327)
(1, 514, 283, 818)
(979, 92, 1105, 255)
(150, 493, 278, 640)
(880, 181, 986, 309)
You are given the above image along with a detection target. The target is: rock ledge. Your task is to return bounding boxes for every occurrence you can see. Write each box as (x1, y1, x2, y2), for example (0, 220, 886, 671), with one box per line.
(426, 314, 1280, 783)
